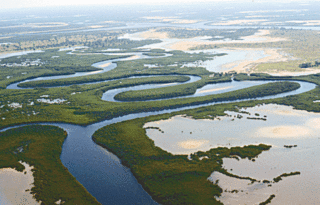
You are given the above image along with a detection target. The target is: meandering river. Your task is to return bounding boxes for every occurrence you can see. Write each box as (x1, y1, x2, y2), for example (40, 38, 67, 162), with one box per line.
(0, 47, 317, 204)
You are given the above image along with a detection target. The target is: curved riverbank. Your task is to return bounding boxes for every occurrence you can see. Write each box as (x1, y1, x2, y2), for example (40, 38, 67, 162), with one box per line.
(0, 48, 318, 205)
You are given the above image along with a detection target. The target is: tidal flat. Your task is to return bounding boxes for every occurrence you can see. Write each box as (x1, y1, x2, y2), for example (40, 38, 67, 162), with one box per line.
(144, 104, 320, 204)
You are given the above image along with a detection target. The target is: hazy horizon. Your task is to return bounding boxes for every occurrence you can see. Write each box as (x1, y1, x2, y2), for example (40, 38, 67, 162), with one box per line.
(1, 0, 318, 10)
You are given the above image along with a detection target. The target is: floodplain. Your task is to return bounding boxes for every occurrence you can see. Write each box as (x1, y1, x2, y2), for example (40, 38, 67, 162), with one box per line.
(1, 1, 320, 205)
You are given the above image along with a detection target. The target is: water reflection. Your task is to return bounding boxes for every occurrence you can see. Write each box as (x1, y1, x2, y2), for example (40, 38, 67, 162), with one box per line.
(144, 104, 320, 204)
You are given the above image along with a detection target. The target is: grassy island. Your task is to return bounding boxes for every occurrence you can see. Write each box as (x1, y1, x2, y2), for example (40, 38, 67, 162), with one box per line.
(0, 125, 100, 205)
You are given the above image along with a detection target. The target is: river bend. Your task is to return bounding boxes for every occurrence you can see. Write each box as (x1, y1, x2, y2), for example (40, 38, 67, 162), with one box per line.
(0, 50, 317, 205)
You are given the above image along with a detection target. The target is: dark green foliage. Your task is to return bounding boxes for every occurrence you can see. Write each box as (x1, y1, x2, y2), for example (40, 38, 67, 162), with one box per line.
(299, 61, 320, 68)
(0, 125, 100, 204)
(273, 172, 300, 183)
(259, 194, 276, 205)
(114, 75, 232, 101)
(18, 50, 218, 88)
(0, 49, 130, 89)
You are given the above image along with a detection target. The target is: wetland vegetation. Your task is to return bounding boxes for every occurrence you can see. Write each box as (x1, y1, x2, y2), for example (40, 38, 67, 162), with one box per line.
(92, 115, 271, 204)
(1, 3, 320, 204)
(0, 125, 100, 204)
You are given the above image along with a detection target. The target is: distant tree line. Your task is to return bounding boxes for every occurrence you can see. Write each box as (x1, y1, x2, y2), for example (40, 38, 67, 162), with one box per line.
(299, 61, 320, 68)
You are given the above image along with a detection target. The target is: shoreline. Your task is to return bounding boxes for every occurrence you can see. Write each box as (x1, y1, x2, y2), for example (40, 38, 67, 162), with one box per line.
(0, 162, 39, 205)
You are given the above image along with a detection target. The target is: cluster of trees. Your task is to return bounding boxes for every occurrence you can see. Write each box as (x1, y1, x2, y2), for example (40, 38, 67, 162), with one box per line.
(0, 28, 158, 52)
(158, 28, 258, 41)
(299, 61, 320, 68)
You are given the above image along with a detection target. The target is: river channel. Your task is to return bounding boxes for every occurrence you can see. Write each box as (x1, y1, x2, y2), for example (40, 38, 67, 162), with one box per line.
(0, 47, 317, 204)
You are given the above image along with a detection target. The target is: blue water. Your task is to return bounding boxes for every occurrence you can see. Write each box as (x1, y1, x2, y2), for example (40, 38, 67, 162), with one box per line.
(0, 29, 318, 204)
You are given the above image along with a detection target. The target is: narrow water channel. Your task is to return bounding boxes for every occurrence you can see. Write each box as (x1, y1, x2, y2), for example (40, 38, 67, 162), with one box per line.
(0, 49, 317, 204)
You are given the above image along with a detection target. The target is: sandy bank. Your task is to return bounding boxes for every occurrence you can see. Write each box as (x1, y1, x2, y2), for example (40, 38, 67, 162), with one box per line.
(139, 29, 169, 39)
(286, 20, 320, 26)
(257, 125, 311, 138)
(168, 29, 287, 51)
(97, 62, 111, 68)
(221, 48, 289, 73)
(0, 162, 39, 205)
(0, 22, 68, 29)
(198, 86, 234, 93)
(142, 16, 199, 24)
(212, 19, 268, 26)
(178, 140, 209, 149)
(268, 69, 320, 76)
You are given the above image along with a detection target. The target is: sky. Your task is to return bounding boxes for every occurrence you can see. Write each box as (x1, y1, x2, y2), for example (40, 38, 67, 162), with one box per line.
(2, 0, 318, 9)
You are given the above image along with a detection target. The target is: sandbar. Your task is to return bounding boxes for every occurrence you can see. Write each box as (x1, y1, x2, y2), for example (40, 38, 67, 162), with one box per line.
(89, 25, 104, 29)
(0, 22, 68, 29)
(0, 162, 39, 205)
(268, 69, 320, 76)
(97, 62, 111, 68)
(168, 30, 287, 51)
(256, 125, 311, 138)
(286, 20, 320, 26)
(211, 19, 268, 26)
(197, 86, 233, 93)
(142, 16, 199, 24)
(178, 140, 209, 149)
(139, 29, 169, 39)
(220, 48, 289, 73)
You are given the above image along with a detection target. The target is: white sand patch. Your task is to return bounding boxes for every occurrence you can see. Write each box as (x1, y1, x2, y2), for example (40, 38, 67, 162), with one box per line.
(142, 16, 179, 20)
(103, 21, 119, 24)
(178, 140, 209, 149)
(139, 29, 169, 39)
(87, 70, 103, 75)
(239, 9, 304, 14)
(219, 48, 289, 73)
(198, 86, 234, 94)
(245, 15, 280, 18)
(0, 22, 68, 29)
(305, 118, 320, 129)
(124, 55, 140, 61)
(269, 69, 320, 76)
(0, 36, 13, 39)
(97, 62, 111, 68)
(0, 162, 39, 205)
(40, 95, 49, 98)
(212, 19, 268, 26)
(172, 19, 199, 24)
(168, 30, 287, 51)
(37, 98, 67, 104)
(142, 16, 198, 24)
(71, 92, 81, 95)
(8, 103, 22, 109)
(102, 48, 123, 52)
(55, 199, 65, 204)
(251, 107, 301, 116)
(286, 20, 320, 26)
(256, 126, 311, 138)
(89, 25, 104, 29)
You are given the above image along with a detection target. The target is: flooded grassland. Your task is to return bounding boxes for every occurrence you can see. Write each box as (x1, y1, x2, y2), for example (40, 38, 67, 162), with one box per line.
(144, 104, 320, 204)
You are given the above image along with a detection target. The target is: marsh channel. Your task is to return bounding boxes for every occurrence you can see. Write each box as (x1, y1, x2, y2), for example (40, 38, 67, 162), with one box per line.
(0, 42, 317, 204)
